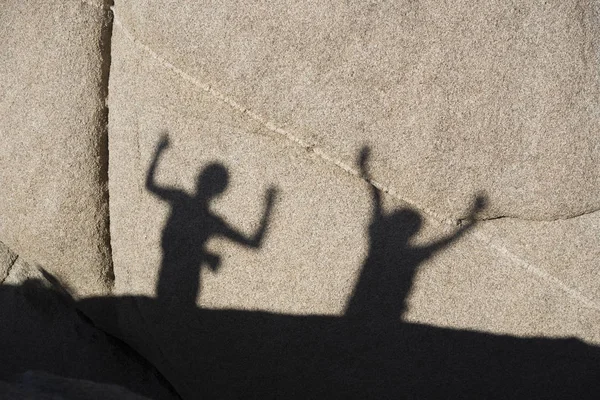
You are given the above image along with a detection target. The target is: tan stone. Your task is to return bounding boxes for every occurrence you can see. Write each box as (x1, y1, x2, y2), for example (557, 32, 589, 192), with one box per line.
(405, 211, 600, 343)
(0, 0, 113, 296)
(113, 0, 600, 220)
(1, 0, 598, 397)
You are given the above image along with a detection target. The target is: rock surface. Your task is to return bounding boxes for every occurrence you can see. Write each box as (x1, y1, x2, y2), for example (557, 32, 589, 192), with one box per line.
(80, 295, 600, 399)
(107, 5, 600, 395)
(1, 1, 599, 399)
(0, 0, 113, 297)
(108, 0, 600, 336)
(113, 0, 600, 220)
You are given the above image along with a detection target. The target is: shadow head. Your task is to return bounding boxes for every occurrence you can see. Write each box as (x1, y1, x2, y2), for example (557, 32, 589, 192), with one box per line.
(196, 163, 229, 198)
(385, 208, 422, 243)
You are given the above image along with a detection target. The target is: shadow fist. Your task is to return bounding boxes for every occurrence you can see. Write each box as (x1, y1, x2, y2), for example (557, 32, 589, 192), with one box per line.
(158, 133, 170, 151)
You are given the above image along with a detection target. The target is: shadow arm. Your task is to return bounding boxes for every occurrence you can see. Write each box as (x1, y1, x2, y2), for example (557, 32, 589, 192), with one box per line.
(369, 183, 383, 222)
(146, 135, 181, 201)
(422, 195, 486, 254)
(422, 221, 473, 254)
(219, 187, 277, 248)
(219, 224, 257, 248)
(358, 146, 383, 221)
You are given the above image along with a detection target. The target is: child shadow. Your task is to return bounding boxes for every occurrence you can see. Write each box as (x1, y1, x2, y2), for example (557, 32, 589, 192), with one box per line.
(146, 134, 277, 308)
(345, 146, 486, 323)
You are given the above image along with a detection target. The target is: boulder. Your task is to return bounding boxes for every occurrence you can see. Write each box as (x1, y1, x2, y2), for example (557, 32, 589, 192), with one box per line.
(0, 0, 113, 297)
(112, 0, 600, 220)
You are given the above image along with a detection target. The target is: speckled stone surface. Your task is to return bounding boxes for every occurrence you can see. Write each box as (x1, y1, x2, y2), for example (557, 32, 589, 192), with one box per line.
(113, 0, 600, 220)
(0, 0, 113, 297)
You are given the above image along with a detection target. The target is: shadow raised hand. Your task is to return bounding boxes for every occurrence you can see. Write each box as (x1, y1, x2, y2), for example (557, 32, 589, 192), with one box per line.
(157, 133, 170, 151)
(357, 146, 371, 178)
(464, 193, 487, 223)
(265, 187, 279, 211)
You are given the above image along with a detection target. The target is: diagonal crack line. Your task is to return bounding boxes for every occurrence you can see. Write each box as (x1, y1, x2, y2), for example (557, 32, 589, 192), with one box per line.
(479, 207, 600, 223)
(0, 254, 19, 285)
(470, 230, 600, 312)
(111, 12, 600, 312)
(110, 13, 446, 224)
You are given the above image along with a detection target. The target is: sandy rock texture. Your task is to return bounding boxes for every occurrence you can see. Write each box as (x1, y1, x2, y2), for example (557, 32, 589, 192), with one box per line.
(0, 0, 113, 297)
(113, 0, 600, 220)
(108, 0, 600, 332)
(1, 0, 599, 398)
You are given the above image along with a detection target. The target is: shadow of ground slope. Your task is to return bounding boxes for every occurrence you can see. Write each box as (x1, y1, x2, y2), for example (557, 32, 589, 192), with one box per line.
(4, 142, 598, 399)
(0, 281, 178, 400)
(81, 295, 600, 400)
(2, 274, 598, 399)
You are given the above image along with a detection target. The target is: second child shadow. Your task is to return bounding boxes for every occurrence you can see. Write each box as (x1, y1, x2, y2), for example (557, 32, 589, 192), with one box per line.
(346, 147, 485, 323)
(146, 134, 277, 308)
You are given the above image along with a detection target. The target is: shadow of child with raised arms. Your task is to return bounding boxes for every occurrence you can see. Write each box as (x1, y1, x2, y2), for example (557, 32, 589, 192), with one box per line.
(146, 134, 277, 308)
(346, 146, 486, 323)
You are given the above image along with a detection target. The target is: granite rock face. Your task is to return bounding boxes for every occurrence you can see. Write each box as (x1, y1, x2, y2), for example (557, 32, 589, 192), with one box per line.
(108, 0, 599, 329)
(1, 0, 599, 398)
(113, 0, 600, 220)
(0, 0, 113, 297)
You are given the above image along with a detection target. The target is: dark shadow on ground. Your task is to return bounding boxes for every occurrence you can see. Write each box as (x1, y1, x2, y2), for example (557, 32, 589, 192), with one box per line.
(2, 277, 599, 399)
(0, 278, 178, 400)
(81, 295, 600, 399)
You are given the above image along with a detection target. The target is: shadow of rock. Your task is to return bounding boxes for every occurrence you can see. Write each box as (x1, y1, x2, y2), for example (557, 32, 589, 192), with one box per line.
(2, 370, 154, 400)
(0, 279, 178, 400)
(81, 295, 600, 400)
